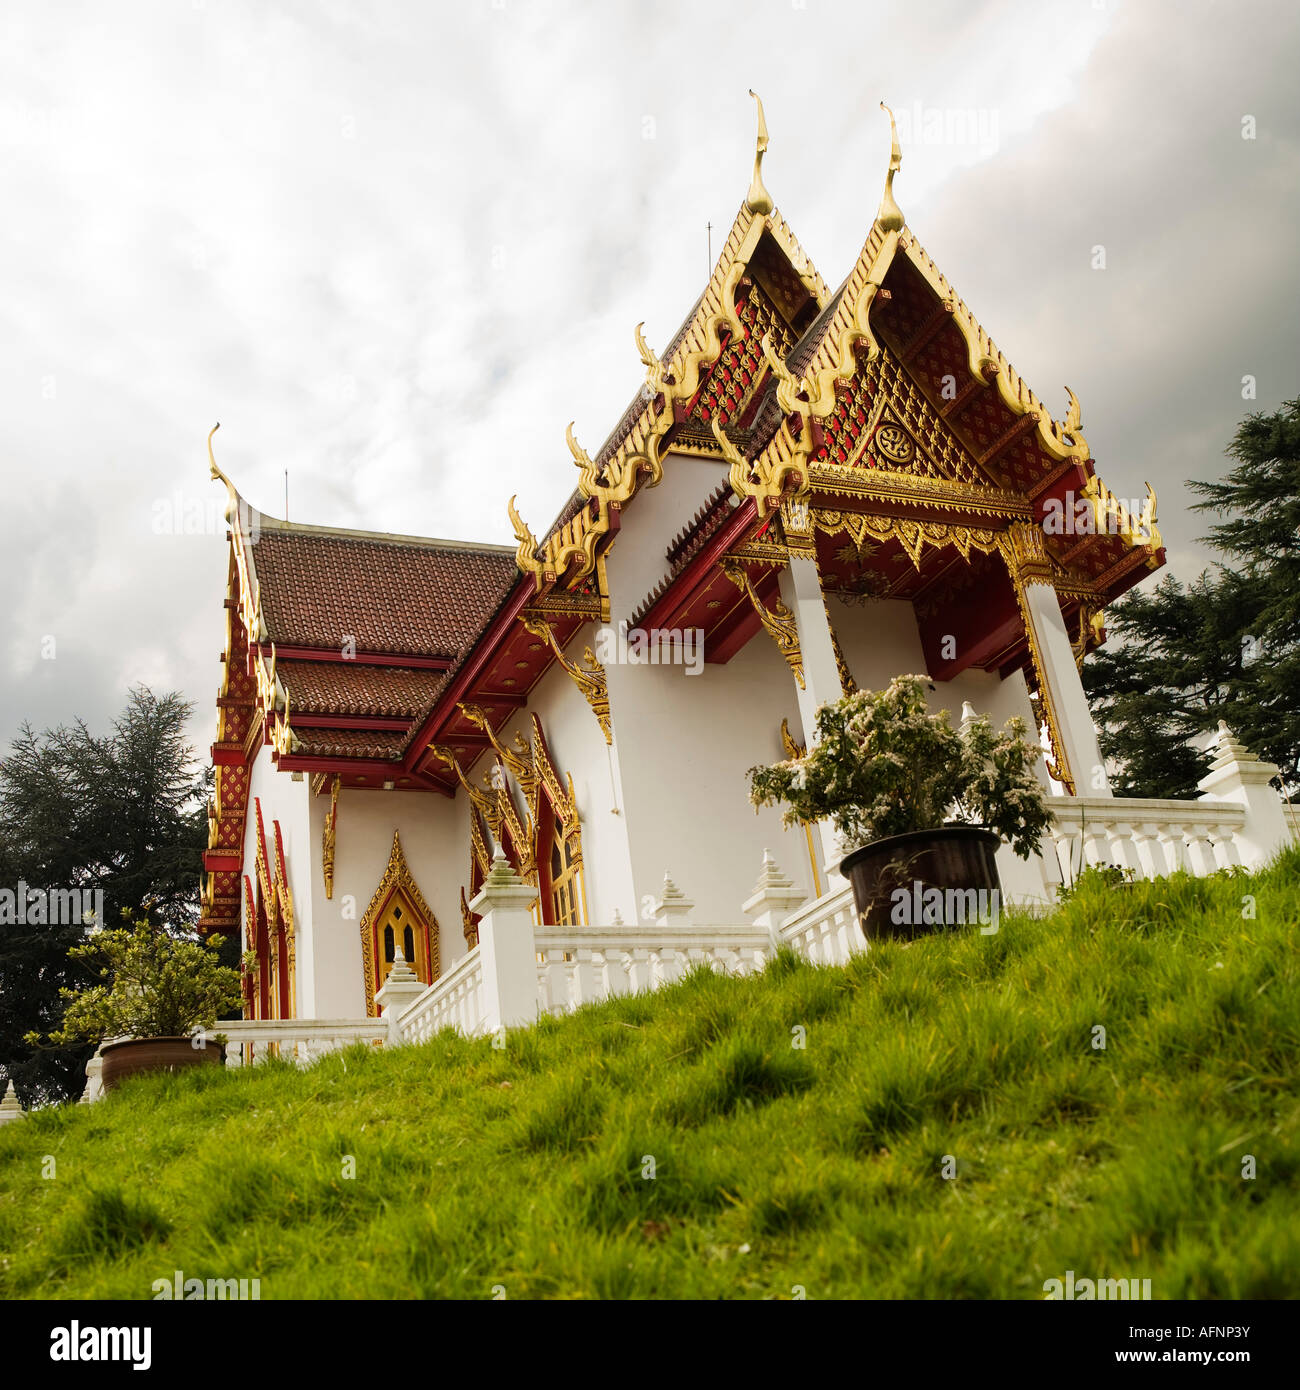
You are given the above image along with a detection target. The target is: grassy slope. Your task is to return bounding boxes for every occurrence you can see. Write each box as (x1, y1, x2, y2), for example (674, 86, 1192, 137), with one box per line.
(2, 855, 1298, 1300)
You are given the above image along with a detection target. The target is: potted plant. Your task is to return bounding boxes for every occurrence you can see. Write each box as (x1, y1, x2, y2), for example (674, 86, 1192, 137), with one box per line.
(748, 675, 1052, 941)
(27, 918, 242, 1092)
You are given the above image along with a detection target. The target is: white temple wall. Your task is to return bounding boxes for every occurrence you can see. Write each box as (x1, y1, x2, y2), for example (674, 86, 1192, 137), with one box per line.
(478, 651, 640, 928)
(597, 452, 817, 920)
(307, 780, 469, 1018)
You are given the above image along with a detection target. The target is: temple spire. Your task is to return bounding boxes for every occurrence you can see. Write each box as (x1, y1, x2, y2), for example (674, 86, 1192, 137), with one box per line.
(745, 90, 773, 216)
(876, 100, 904, 233)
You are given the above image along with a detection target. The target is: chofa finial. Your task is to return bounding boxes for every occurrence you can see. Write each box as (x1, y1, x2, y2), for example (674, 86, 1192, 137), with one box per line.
(877, 101, 904, 233)
(745, 90, 773, 216)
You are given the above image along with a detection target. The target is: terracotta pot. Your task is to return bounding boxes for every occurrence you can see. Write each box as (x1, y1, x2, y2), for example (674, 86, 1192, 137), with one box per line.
(99, 1036, 226, 1092)
(840, 826, 1002, 944)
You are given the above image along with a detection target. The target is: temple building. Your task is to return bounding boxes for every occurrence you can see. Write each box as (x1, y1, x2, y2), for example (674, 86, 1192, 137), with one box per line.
(198, 100, 1163, 1022)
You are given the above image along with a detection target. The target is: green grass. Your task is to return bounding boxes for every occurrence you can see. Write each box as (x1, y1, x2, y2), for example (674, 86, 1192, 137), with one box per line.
(2, 853, 1299, 1299)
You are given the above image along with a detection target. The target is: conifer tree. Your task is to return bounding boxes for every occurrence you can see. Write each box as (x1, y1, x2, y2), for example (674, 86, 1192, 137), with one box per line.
(1084, 397, 1300, 798)
(0, 687, 209, 1106)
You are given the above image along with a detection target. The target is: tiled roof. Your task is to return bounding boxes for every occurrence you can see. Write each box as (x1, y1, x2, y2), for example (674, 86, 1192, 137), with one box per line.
(250, 524, 519, 657)
(279, 661, 447, 718)
(293, 728, 411, 761)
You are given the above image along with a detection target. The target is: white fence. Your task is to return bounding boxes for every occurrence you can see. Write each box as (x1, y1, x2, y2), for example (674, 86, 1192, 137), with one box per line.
(67, 724, 1295, 1108)
(397, 948, 485, 1044)
(534, 924, 772, 1014)
(218, 1018, 387, 1068)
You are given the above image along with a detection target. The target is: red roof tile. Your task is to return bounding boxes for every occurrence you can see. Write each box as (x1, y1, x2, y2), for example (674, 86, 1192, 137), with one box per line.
(293, 728, 411, 761)
(279, 661, 447, 718)
(249, 525, 518, 657)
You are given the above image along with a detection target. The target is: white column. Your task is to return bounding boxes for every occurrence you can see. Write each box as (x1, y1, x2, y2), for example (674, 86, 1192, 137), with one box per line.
(777, 551, 846, 879)
(1022, 582, 1111, 796)
(1197, 722, 1291, 869)
(470, 848, 540, 1034)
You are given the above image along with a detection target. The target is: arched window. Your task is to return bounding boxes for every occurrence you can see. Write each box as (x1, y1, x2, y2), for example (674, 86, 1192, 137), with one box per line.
(360, 833, 441, 1015)
(538, 796, 586, 927)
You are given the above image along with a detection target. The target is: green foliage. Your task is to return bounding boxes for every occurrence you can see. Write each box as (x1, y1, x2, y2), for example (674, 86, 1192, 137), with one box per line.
(29, 919, 241, 1047)
(1085, 396, 1300, 797)
(0, 686, 210, 1106)
(1056, 864, 1133, 903)
(3, 854, 1297, 1299)
(747, 674, 1051, 857)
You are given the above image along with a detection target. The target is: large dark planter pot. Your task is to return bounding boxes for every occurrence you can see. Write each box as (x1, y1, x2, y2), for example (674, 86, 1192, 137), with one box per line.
(99, 1036, 226, 1092)
(841, 826, 1002, 944)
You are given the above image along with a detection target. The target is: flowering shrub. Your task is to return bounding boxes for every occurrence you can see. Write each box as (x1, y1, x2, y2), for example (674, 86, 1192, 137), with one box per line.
(748, 674, 1052, 858)
(28, 919, 242, 1046)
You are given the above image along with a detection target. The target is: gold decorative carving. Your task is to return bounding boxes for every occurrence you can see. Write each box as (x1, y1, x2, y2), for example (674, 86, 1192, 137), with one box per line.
(460, 887, 478, 948)
(432, 746, 498, 830)
(459, 703, 535, 801)
(359, 831, 440, 1019)
(815, 510, 1001, 572)
(876, 102, 904, 235)
(807, 462, 1031, 518)
(508, 189, 831, 590)
(745, 90, 773, 216)
(519, 614, 612, 743)
(713, 416, 808, 522)
(1002, 520, 1054, 585)
(1080, 474, 1162, 553)
(321, 774, 339, 900)
(721, 559, 805, 689)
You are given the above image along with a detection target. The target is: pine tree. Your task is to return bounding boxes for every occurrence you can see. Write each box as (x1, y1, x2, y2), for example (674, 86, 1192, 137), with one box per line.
(0, 687, 209, 1106)
(1084, 397, 1300, 798)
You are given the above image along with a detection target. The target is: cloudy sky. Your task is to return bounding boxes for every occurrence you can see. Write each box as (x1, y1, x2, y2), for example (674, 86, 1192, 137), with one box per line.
(2, 0, 1297, 753)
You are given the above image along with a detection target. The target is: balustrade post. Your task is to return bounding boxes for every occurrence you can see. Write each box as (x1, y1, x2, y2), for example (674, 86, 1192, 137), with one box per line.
(375, 949, 425, 1045)
(1197, 722, 1291, 870)
(743, 851, 808, 945)
(470, 848, 541, 1034)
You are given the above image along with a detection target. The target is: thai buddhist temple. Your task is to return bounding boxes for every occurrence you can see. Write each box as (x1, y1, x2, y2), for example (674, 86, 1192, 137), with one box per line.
(198, 98, 1164, 1022)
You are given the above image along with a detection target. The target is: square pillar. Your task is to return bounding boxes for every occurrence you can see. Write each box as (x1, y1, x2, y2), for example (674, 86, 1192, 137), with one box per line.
(1021, 581, 1111, 797)
(1197, 722, 1291, 869)
(777, 538, 846, 879)
(469, 848, 540, 1034)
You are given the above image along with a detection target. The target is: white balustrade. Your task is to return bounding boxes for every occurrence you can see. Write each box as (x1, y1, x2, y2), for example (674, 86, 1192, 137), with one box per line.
(776, 884, 861, 965)
(396, 947, 486, 1043)
(216, 1018, 388, 1068)
(1049, 796, 1249, 883)
(533, 924, 771, 1015)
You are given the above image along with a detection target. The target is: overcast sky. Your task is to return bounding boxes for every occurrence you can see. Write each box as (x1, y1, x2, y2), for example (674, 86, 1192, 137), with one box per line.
(2, 0, 1297, 754)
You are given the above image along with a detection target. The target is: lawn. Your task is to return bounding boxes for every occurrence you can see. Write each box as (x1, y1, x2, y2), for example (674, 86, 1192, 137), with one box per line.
(2, 854, 1297, 1299)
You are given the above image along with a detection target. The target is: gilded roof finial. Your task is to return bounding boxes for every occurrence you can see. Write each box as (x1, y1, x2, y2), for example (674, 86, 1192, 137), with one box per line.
(207, 421, 242, 526)
(745, 90, 773, 216)
(877, 101, 904, 233)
